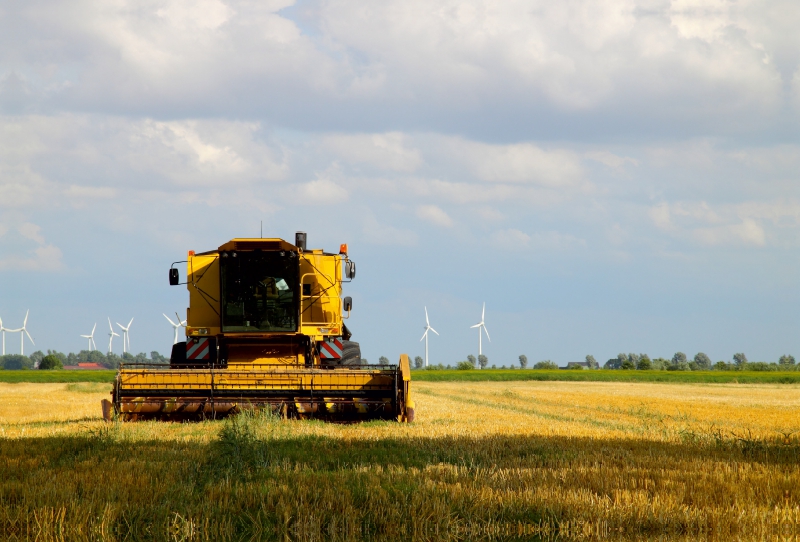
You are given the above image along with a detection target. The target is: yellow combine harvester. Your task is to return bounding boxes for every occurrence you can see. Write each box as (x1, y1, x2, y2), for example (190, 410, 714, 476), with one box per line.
(103, 233, 414, 422)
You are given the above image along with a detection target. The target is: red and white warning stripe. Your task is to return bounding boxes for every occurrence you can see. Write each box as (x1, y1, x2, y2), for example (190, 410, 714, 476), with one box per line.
(186, 338, 211, 360)
(319, 338, 343, 359)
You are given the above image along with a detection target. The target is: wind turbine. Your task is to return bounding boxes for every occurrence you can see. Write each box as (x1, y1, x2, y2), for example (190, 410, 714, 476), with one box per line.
(470, 302, 490, 366)
(107, 318, 120, 353)
(117, 318, 133, 353)
(81, 323, 97, 352)
(419, 307, 439, 368)
(0, 315, 5, 356)
(7, 310, 34, 355)
(163, 312, 186, 344)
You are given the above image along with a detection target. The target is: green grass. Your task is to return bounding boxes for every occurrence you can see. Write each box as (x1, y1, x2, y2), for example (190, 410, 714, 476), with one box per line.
(411, 369, 800, 384)
(0, 370, 116, 383)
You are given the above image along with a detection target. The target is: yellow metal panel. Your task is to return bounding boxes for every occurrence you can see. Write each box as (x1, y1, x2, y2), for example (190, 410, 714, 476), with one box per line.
(186, 252, 220, 330)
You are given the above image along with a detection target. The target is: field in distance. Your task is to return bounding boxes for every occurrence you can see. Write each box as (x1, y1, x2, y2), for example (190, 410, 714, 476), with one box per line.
(1, 380, 798, 540)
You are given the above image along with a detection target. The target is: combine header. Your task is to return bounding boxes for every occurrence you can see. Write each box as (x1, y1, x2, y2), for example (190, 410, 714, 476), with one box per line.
(103, 233, 414, 422)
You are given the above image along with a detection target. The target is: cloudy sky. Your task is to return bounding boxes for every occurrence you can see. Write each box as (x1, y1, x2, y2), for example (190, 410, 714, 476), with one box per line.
(2, 0, 799, 365)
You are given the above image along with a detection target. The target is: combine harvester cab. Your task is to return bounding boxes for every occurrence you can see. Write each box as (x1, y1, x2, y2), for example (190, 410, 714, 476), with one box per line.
(106, 233, 414, 423)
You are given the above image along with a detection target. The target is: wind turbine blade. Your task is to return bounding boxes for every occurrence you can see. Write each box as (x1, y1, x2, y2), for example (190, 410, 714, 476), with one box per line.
(430, 327, 439, 336)
(425, 307, 429, 326)
(25, 329, 34, 345)
(108, 317, 114, 332)
(128, 317, 134, 328)
(482, 302, 485, 321)
(91, 323, 96, 335)
(483, 325, 490, 342)
(470, 323, 481, 328)
(117, 322, 125, 330)
(163, 313, 177, 326)
(420, 330, 428, 341)
(24, 310, 29, 327)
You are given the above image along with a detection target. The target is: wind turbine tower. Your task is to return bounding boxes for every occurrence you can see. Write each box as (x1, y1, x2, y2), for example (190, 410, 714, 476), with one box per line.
(107, 318, 120, 353)
(419, 307, 439, 368)
(163, 313, 186, 344)
(0, 315, 5, 356)
(117, 318, 134, 354)
(7, 310, 35, 355)
(470, 302, 491, 366)
(81, 323, 97, 352)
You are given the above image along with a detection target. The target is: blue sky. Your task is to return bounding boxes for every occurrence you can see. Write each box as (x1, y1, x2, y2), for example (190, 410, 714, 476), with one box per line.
(1, 0, 799, 365)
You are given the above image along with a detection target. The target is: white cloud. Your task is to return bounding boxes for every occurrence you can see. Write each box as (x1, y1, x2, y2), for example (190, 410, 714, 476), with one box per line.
(362, 213, 417, 246)
(455, 140, 583, 186)
(492, 228, 585, 251)
(322, 132, 423, 172)
(416, 205, 454, 228)
(0, 221, 64, 271)
(294, 178, 348, 205)
(586, 151, 639, 170)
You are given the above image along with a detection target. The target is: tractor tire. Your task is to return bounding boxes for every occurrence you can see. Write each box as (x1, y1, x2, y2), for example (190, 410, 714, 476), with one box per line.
(340, 341, 361, 366)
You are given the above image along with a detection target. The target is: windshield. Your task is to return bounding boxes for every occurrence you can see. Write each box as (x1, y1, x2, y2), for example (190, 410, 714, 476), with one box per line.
(220, 250, 299, 332)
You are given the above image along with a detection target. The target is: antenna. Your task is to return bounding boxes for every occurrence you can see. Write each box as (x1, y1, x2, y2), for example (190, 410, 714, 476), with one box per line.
(419, 306, 439, 368)
(469, 302, 490, 367)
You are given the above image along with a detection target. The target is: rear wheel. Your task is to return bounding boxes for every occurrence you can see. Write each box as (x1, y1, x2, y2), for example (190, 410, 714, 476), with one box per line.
(340, 341, 361, 366)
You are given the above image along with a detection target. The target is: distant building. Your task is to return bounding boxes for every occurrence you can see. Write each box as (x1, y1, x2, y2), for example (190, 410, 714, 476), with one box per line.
(563, 361, 590, 369)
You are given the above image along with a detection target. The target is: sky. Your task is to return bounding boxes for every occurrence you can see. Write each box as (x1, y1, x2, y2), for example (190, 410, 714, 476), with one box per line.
(1, 0, 800, 366)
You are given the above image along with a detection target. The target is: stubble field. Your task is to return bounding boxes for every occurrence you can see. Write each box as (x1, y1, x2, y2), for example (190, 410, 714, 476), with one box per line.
(0, 380, 798, 540)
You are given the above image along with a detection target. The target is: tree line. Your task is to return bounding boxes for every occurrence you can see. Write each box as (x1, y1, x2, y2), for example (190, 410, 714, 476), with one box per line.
(603, 352, 798, 371)
(0, 350, 169, 370)
(407, 351, 800, 371)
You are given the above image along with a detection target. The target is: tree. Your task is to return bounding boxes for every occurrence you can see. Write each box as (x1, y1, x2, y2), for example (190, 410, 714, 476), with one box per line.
(620, 359, 635, 370)
(39, 354, 63, 370)
(651, 357, 670, 370)
(29, 350, 45, 367)
(732, 352, 748, 368)
(519, 355, 528, 369)
(534, 360, 558, 370)
(47, 350, 67, 365)
(672, 352, 687, 366)
(478, 354, 488, 369)
(628, 353, 640, 366)
(604, 358, 622, 369)
(779, 355, 796, 367)
(150, 351, 168, 363)
(693, 352, 711, 370)
(636, 356, 652, 370)
(467, 355, 477, 368)
(585, 355, 598, 369)
(714, 361, 729, 371)
(413, 356, 424, 369)
(618, 353, 629, 365)
(2, 355, 32, 370)
(456, 361, 474, 370)
(378, 356, 389, 364)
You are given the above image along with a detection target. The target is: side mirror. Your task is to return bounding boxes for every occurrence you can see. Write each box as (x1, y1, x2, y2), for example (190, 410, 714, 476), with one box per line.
(345, 261, 356, 279)
(169, 268, 179, 286)
(343, 296, 353, 312)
